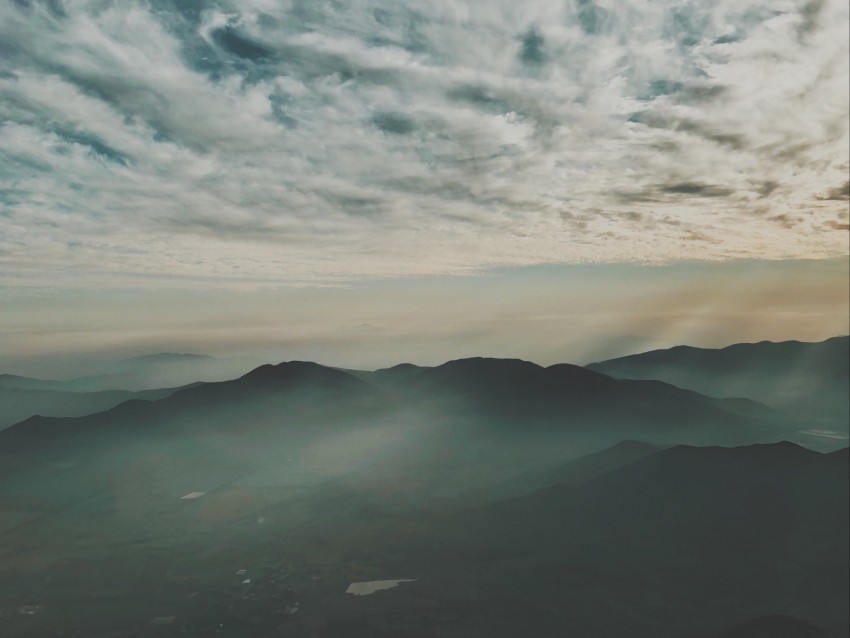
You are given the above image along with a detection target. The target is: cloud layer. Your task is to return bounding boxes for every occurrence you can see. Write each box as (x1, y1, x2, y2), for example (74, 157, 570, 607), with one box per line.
(1, 0, 848, 284)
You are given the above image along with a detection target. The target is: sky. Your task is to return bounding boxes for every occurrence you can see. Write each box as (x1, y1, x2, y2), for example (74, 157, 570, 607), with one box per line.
(0, 0, 848, 375)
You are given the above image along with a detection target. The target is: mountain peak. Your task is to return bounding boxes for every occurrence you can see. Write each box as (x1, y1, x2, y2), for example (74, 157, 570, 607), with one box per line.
(435, 357, 543, 372)
(239, 360, 338, 381)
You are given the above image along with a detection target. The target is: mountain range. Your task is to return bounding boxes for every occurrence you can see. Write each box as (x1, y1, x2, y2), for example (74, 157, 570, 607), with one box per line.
(588, 335, 849, 423)
(0, 337, 846, 637)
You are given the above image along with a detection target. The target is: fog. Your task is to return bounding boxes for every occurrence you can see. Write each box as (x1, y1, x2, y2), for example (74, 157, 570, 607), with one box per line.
(2, 258, 847, 379)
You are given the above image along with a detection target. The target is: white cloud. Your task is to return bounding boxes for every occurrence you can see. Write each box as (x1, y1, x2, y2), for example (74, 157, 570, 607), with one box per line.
(0, 0, 847, 286)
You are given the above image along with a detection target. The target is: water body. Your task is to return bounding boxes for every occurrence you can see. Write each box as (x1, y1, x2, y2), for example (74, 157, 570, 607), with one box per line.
(345, 579, 417, 596)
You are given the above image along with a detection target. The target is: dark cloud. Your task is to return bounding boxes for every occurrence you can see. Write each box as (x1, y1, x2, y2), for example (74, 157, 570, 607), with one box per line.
(372, 112, 415, 135)
(661, 182, 734, 198)
(614, 181, 734, 204)
(668, 7, 712, 48)
(641, 79, 684, 101)
(817, 181, 850, 201)
(446, 85, 513, 114)
(519, 28, 546, 67)
(611, 189, 664, 204)
(576, 0, 609, 36)
(55, 129, 129, 166)
(211, 26, 272, 61)
(798, 0, 826, 41)
(768, 214, 802, 229)
(757, 181, 780, 198)
(713, 34, 741, 45)
(321, 192, 385, 218)
(677, 83, 729, 104)
(681, 229, 720, 243)
(630, 111, 749, 150)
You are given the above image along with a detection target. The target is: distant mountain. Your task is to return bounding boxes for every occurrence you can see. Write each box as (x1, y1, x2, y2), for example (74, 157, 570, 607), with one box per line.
(370, 362, 430, 384)
(0, 353, 266, 393)
(0, 385, 188, 431)
(0, 373, 83, 392)
(588, 336, 849, 424)
(0, 356, 819, 540)
(396, 357, 793, 447)
(2, 361, 386, 446)
(3, 356, 811, 457)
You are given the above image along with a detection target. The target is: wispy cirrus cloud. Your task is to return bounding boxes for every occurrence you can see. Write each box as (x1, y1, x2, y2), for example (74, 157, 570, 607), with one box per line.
(0, 0, 847, 285)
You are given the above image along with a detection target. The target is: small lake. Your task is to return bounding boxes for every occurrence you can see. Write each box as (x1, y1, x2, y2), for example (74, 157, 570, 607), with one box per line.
(345, 579, 417, 596)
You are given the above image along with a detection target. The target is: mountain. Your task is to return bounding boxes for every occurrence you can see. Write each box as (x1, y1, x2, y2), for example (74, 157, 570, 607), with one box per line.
(532, 439, 665, 487)
(1, 361, 387, 447)
(0, 384, 189, 431)
(397, 442, 849, 638)
(0, 353, 267, 394)
(397, 357, 794, 446)
(704, 615, 842, 638)
(587, 336, 850, 426)
(442, 439, 666, 506)
(0, 374, 77, 392)
(0, 352, 845, 637)
(0, 357, 803, 490)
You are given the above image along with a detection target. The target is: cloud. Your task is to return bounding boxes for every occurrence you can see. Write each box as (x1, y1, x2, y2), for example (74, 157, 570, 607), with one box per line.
(817, 180, 850, 201)
(660, 182, 734, 198)
(0, 0, 848, 286)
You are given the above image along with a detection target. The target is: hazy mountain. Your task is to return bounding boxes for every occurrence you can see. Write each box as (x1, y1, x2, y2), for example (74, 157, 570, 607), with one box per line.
(587, 336, 850, 424)
(0, 356, 803, 542)
(0, 384, 189, 431)
(0, 361, 389, 458)
(1, 353, 267, 394)
(2, 357, 802, 470)
(397, 357, 797, 446)
(0, 374, 78, 392)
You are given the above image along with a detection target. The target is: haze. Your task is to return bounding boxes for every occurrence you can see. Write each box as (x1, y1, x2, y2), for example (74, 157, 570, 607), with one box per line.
(1, 0, 848, 377)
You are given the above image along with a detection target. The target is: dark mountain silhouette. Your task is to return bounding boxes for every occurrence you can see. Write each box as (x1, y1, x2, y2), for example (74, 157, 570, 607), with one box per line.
(394, 357, 791, 447)
(704, 614, 840, 638)
(404, 442, 849, 638)
(535, 439, 664, 487)
(587, 336, 850, 424)
(0, 348, 844, 638)
(1, 357, 802, 471)
(0, 356, 806, 546)
(370, 362, 429, 385)
(0, 347, 845, 638)
(1, 361, 386, 447)
(447, 439, 666, 506)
